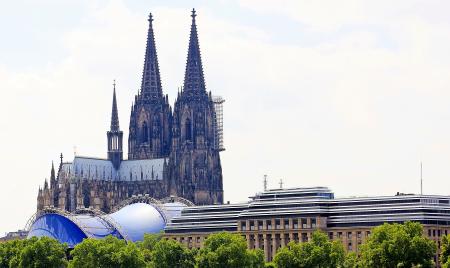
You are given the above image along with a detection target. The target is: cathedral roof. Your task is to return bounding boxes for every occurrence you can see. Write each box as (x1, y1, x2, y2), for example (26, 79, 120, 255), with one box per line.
(60, 156, 166, 181)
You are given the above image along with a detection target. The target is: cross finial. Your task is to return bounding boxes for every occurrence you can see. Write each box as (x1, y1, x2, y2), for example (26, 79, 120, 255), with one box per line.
(113, 79, 116, 90)
(148, 13, 153, 22)
(191, 8, 196, 19)
(60, 153, 63, 164)
(279, 179, 284, 189)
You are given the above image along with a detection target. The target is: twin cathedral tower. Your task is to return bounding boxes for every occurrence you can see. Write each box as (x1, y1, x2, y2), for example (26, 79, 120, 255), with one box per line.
(37, 10, 224, 212)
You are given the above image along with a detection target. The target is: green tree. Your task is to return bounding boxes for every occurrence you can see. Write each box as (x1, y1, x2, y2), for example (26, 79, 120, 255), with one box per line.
(440, 234, 450, 267)
(14, 236, 67, 268)
(139, 232, 163, 251)
(69, 236, 145, 268)
(273, 231, 347, 268)
(138, 232, 163, 263)
(148, 239, 195, 268)
(247, 248, 265, 268)
(196, 232, 265, 268)
(343, 252, 358, 268)
(264, 262, 276, 268)
(359, 222, 436, 268)
(0, 238, 31, 268)
(272, 244, 298, 268)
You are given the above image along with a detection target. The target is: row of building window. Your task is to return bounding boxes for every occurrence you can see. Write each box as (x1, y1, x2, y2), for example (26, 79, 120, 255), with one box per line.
(428, 229, 448, 237)
(240, 218, 317, 231)
(328, 231, 370, 240)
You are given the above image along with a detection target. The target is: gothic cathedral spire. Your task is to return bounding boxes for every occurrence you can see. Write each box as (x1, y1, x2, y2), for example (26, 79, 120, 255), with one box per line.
(128, 13, 172, 160)
(183, 9, 206, 92)
(107, 81, 123, 169)
(169, 9, 223, 205)
(141, 13, 163, 99)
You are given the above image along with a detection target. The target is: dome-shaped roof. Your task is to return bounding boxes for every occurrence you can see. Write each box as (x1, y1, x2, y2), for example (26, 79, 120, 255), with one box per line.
(109, 202, 166, 242)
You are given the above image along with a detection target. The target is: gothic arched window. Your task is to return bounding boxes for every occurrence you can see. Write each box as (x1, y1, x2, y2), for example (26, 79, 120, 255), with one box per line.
(142, 121, 148, 142)
(185, 118, 192, 141)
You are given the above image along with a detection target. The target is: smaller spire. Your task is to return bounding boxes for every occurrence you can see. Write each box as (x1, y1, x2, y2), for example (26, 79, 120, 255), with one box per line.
(60, 153, 63, 164)
(50, 161, 56, 186)
(110, 80, 120, 132)
(107, 80, 123, 169)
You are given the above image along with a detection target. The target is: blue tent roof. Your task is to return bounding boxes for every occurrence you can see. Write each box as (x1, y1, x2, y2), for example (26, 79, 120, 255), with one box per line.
(28, 213, 88, 248)
(27, 202, 178, 247)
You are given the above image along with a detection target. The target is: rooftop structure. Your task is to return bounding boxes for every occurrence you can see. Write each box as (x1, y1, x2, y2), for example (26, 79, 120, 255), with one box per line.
(60, 156, 166, 181)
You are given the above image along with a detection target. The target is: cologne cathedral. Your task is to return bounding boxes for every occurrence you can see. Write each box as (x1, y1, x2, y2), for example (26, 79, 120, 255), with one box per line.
(37, 10, 224, 213)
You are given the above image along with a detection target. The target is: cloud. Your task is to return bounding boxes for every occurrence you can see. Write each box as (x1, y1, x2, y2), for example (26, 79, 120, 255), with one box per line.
(239, 0, 366, 31)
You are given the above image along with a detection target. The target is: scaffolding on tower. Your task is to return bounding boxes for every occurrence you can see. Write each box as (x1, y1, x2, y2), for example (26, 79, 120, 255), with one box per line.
(212, 96, 225, 151)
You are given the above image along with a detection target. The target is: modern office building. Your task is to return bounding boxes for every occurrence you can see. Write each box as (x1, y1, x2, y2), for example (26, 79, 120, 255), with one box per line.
(164, 187, 450, 263)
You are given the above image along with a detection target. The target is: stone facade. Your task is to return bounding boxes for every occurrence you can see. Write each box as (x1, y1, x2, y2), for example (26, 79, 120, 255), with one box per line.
(37, 10, 223, 213)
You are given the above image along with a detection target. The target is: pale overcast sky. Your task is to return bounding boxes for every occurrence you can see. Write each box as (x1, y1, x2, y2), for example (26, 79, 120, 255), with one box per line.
(1, 0, 450, 234)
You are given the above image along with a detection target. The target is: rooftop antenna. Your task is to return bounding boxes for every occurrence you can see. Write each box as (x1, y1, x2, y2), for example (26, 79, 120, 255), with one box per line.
(420, 161, 423, 195)
(263, 175, 268, 191)
(279, 179, 283, 189)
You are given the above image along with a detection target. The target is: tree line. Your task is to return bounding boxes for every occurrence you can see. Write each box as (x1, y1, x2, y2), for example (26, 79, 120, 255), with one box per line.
(0, 221, 448, 267)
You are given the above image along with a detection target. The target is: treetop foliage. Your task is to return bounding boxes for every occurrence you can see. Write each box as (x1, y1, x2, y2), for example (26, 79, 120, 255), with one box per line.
(197, 232, 265, 268)
(359, 221, 436, 268)
(0, 222, 442, 268)
(273, 231, 350, 268)
(0, 236, 67, 268)
(148, 238, 195, 268)
(69, 236, 146, 268)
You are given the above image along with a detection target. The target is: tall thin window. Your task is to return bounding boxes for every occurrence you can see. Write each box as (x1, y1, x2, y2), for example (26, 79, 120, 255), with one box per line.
(142, 121, 148, 142)
(185, 118, 192, 141)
